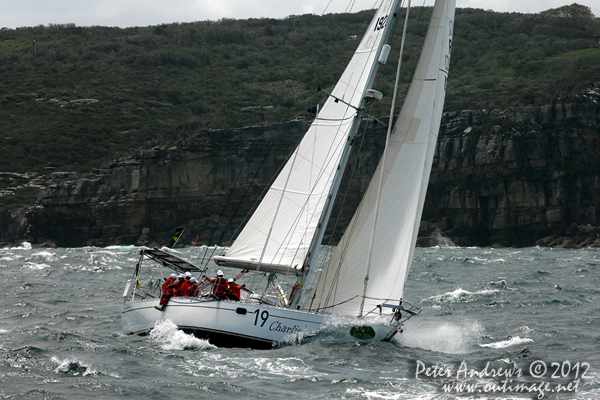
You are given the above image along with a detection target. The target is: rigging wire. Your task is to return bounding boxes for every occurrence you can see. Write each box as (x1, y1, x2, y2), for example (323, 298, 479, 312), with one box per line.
(309, 117, 371, 311)
(202, 143, 275, 268)
(344, 0, 356, 13)
(358, 0, 411, 318)
(220, 143, 281, 247)
(199, 162, 247, 265)
(321, 0, 335, 15)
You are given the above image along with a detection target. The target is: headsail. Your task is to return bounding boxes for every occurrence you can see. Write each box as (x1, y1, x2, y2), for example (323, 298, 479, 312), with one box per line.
(303, 0, 455, 315)
(214, 0, 401, 275)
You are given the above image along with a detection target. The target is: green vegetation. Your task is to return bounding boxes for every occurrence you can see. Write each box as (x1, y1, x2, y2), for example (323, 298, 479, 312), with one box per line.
(0, 4, 598, 174)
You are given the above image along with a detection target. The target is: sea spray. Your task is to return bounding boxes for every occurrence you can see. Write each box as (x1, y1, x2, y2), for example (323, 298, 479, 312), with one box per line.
(399, 320, 484, 354)
(149, 319, 215, 351)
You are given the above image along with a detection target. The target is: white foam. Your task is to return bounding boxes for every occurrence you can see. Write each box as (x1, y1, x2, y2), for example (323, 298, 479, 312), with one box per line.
(398, 321, 483, 354)
(464, 256, 506, 264)
(11, 242, 32, 250)
(345, 387, 406, 400)
(244, 356, 320, 379)
(480, 336, 533, 349)
(30, 251, 58, 262)
(431, 230, 456, 248)
(1, 254, 24, 261)
(149, 319, 215, 351)
(427, 288, 498, 302)
(51, 356, 97, 376)
(23, 262, 50, 270)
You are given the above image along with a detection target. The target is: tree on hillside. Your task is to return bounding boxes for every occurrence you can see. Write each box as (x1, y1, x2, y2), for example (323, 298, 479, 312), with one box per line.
(512, 4, 600, 39)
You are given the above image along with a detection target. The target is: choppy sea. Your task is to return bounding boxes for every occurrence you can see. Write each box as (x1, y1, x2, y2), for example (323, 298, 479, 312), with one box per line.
(1, 243, 599, 399)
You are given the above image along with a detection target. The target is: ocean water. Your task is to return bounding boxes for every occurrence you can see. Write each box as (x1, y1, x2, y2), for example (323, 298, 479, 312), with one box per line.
(1, 244, 599, 399)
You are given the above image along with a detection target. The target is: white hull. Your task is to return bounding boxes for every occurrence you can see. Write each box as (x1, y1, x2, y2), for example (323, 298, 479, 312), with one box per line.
(122, 298, 394, 349)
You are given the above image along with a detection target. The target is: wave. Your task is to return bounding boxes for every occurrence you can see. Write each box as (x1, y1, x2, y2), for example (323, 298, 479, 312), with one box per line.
(479, 336, 533, 349)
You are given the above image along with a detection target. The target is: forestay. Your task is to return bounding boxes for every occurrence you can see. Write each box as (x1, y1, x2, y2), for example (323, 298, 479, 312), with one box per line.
(214, 0, 401, 275)
(303, 0, 455, 315)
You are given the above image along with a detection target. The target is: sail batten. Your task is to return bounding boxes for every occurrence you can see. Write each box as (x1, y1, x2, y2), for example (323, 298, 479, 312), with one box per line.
(303, 0, 455, 316)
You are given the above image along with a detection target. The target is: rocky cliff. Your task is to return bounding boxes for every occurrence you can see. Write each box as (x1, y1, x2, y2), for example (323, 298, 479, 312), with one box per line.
(1, 92, 599, 248)
(426, 96, 600, 247)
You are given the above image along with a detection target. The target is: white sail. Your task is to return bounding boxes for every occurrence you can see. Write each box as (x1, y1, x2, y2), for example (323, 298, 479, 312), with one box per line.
(214, 0, 400, 275)
(303, 0, 455, 315)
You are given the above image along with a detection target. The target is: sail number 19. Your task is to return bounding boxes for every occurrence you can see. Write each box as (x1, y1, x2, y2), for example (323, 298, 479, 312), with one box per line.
(254, 309, 269, 327)
(374, 15, 388, 31)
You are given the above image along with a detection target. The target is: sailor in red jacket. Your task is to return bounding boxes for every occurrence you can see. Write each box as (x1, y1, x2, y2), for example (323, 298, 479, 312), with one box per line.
(155, 273, 184, 311)
(203, 270, 228, 299)
(180, 274, 191, 296)
(187, 277, 199, 297)
(162, 273, 177, 294)
(224, 278, 242, 301)
(171, 274, 187, 296)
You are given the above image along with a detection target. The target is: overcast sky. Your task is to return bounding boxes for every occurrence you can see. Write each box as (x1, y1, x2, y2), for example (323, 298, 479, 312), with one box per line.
(1, 0, 598, 29)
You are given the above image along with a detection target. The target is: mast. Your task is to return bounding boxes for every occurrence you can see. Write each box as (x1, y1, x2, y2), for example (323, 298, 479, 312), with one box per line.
(289, 0, 403, 309)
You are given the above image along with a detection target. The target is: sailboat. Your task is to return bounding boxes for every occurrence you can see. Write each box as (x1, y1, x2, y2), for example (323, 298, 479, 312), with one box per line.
(122, 0, 455, 349)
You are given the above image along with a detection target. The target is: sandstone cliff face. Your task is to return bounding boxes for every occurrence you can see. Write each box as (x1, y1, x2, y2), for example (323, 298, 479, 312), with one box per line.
(1, 97, 599, 248)
(21, 121, 311, 247)
(427, 100, 600, 246)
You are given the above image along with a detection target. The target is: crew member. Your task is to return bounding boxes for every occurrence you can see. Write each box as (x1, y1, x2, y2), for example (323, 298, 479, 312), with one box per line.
(162, 273, 177, 294)
(224, 278, 242, 301)
(203, 270, 228, 299)
(172, 274, 187, 296)
(187, 277, 199, 297)
(155, 273, 184, 311)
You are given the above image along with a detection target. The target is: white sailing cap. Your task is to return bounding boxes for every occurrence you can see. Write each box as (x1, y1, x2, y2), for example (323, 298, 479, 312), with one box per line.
(190, 278, 197, 283)
(228, 278, 234, 283)
(170, 273, 177, 278)
(178, 274, 185, 278)
(185, 271, 192, 277)
(217, 270, 224, 276)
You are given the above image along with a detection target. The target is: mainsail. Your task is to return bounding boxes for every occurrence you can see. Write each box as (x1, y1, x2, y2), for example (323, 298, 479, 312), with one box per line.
(303, 0, 455, 315)
(214, 0, 401, 275)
